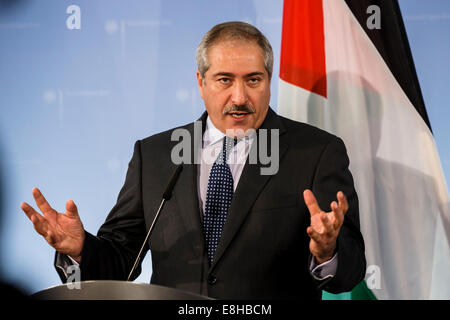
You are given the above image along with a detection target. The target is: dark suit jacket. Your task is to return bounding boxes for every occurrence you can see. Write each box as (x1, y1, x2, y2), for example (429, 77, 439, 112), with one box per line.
(56, 108, 366, 299)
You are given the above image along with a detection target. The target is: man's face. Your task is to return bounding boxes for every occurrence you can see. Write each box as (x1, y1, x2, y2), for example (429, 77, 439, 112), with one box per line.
(197, 40, 271, 136)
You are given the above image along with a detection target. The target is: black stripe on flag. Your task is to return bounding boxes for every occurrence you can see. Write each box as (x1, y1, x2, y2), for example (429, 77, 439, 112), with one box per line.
(344, 0, 432, 132)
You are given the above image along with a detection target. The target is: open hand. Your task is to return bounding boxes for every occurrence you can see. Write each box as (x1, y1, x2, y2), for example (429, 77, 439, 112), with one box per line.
(303, 189, 348, 264)
(21, 188, 85, 262)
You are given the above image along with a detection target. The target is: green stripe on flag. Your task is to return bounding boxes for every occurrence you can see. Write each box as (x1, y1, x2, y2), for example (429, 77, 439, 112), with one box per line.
(323, 281, 377, 300)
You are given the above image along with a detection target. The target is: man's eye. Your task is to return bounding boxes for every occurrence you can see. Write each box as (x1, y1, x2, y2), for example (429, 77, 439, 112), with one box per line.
(249, 78, 261, 83)
(218, 78, 230, 83)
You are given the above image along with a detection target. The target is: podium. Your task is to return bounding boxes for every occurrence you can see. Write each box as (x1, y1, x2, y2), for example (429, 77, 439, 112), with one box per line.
(31, 280, 212, 300)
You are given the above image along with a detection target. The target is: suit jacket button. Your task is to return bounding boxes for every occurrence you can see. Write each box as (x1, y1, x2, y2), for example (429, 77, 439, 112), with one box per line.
(208, 275, 217, 285)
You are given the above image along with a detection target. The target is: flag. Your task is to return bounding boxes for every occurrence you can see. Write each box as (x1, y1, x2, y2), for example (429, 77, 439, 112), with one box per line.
(278, 0, 450, 299)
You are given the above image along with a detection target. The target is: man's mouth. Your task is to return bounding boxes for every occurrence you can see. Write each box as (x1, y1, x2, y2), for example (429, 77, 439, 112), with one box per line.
(228, 111, 251, 118)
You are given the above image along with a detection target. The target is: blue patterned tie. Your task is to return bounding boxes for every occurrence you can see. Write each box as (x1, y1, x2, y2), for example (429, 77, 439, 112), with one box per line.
(203, 137, 236, 263)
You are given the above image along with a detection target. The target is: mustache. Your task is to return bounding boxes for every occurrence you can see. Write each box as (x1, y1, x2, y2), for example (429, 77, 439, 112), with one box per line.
(223, 104, 256, 115)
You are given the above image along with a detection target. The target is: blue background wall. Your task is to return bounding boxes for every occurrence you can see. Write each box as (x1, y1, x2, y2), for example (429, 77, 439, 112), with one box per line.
(0, 0, 448, 294)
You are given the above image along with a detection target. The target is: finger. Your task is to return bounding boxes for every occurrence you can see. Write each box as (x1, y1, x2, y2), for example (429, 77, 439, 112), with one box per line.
(320, 212, 335, 235)
(30, 213, 49, 236)
(45, 230, 57, 246)
(20, 202, 40, 221)
(337, 191, 349, 214)
(303, 189, 322, 216)
(330, 201, 344, 229)
(65, 200, 79, 218)
(32, 187, 56, 217)
(306, 226, 322, 243)
(21, 203, 48, 236)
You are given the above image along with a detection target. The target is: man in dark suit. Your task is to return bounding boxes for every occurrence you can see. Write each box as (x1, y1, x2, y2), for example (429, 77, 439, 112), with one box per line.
(21, 21, 365, 299)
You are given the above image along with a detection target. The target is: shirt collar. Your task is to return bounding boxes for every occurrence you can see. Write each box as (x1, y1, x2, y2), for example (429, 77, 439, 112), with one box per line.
(203, 115, 257, 148)
(203, 116, 226, 148)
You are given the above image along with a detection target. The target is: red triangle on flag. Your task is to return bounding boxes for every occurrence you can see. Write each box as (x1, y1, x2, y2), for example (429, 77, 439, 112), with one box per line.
(280, 0, 327, 98)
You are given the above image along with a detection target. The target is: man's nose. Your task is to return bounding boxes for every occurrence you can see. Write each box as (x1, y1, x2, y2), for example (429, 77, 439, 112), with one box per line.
(231, 81, 249, 106)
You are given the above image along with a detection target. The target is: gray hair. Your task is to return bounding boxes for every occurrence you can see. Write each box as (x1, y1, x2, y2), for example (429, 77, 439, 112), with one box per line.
(196, 21, 274, 79)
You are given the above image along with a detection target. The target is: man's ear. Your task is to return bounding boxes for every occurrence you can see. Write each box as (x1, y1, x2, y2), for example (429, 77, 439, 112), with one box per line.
(196, 70, 204, 99)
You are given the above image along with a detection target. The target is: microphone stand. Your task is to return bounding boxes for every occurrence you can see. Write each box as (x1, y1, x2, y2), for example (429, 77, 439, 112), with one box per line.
(127, 164, 183, 281)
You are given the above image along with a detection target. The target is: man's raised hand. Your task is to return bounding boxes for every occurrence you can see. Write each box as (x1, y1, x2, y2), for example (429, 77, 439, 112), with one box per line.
(20, 188, 85, 263)
(303, 189, 348, 264)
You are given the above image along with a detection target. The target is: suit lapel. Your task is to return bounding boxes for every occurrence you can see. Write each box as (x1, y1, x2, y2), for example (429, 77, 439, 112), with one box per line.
(211, 108, 289, 271)
(172, 112, 208, 258)
(172, 162, 202, 251)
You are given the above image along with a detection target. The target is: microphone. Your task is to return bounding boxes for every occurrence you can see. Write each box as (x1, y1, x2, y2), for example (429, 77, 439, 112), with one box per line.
(127, 164, 183, 281)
